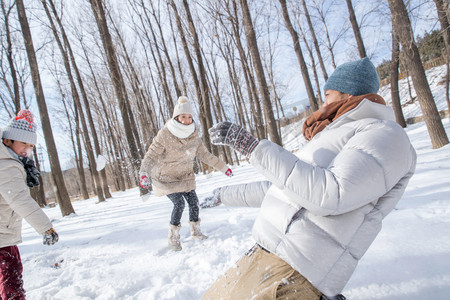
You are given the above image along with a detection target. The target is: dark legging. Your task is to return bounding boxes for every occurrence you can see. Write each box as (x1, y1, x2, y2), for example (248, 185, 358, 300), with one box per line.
(167, 190, 200, 226)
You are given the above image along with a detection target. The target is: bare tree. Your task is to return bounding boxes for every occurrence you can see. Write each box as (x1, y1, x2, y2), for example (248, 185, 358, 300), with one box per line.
(310, 0, 346, 69)
(298, 24, 323, 106)
(345, 0, 367, 58)
(433, 0, 450, 111)
(0, 0, 20, 113)
(146, 0, 182, 99)
(390, 29, 406, 128)
(169, 0, 217, 152)
(42, 0, 106, 202)
(181, 0, 218, 154)
(279, 0, 319, 112)
(16, 0, 75, 216)
(240, 0, 282, 145)
(223, 0, 265, 139)
(389, 0, 448, 148)
(301, 0, 328, 81)
(49, 0, 112, 198)
(89, 0, 141, 174)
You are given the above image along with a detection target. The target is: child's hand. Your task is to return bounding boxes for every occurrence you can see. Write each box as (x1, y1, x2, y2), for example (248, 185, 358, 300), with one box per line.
(43, 228, 59, 245)
(140, 173, 152, 189)
(209, 122, 259, 157)
(225, 168, 233, 177)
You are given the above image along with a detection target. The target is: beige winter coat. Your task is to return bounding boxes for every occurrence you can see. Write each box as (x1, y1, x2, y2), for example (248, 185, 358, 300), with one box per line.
(140, 122, 228, 197)
(0, 133, 53, 248)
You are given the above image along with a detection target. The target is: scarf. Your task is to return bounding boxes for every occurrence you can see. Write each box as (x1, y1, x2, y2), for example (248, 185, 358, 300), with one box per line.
(302, 93, 386, 141)
(167, 118, 195, 139)
(18, 155, 41, 187)
(5, 145, 40, 187)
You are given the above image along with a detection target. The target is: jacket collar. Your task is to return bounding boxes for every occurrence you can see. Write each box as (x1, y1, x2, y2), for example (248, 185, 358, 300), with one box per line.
(328, 98, 395, 130)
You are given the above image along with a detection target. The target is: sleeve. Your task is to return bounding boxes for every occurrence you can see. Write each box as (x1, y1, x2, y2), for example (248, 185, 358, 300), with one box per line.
(0, 162, 52, 235)
(196, 141, 228, 173)
(220, 180, 272, 208)
(140, 130, 166, 175)
(249, 125, 414, 216)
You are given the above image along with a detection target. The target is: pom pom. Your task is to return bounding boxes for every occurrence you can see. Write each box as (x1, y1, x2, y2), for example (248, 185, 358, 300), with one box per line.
(15, 109, 34, 124)
(178, 96, 188, 104)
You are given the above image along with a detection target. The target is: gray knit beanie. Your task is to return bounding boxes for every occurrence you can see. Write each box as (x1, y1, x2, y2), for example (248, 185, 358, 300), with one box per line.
(173, 96, 194, 118)
(324, 57, 380, 96)
(2, 109, 37, 144)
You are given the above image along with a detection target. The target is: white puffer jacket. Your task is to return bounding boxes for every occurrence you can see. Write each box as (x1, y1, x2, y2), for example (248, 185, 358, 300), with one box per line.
(0, 134, 52, 248)
(220, 99, 416, 296)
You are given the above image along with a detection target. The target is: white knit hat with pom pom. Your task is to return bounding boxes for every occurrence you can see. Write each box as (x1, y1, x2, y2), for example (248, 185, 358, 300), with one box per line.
(2, 109, 37, 144)
(172, 96, 194, 118)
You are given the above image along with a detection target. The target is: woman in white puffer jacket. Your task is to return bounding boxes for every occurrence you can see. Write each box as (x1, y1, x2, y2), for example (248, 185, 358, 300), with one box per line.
(202, 58, 417, 300)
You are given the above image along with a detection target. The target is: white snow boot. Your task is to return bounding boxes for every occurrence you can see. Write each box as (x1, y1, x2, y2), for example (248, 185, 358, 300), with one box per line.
(168, 223, 182, 251)
(189, 218, 208, 240)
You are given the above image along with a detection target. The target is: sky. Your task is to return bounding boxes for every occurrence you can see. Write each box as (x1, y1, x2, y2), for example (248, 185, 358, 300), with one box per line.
(18, 64, 450, 299)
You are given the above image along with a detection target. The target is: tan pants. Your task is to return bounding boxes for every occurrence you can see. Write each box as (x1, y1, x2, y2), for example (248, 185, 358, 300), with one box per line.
(201, 245, 322, 300)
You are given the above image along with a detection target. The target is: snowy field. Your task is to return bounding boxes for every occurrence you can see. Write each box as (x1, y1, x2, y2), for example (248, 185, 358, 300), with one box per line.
(20, 66, 450, 299)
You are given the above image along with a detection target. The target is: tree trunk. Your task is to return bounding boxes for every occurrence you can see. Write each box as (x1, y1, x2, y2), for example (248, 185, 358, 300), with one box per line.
(60, 87, 90, 200)
(16, 0, 75, 216)
(181, 0, 219, 155)
(147, 0, 182, 98)
(169, 0, 215, 152)
(310, 0, 338, 70)
(240, 0, 282, 146)
(299, 25, 323, 107)
(1, 1, 20, 113)
(31, 148, 46, 207)
(137, 2, 174, 116)
(389, 0, 449, 148)
(47, 0, 112, 199)
(279, 0, 318, 112)
(42, 0, 105, 203)
(301, 0, 328, 81)
(228, 1, 265, 139)
(433, 0, 450, 111)
(89, 0, 141, 176)
(345, 0, 367, 58)
(390, 30, 407, 128)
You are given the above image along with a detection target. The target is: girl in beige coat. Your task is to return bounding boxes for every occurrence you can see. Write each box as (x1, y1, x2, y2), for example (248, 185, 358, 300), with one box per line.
(139, 96, 232, 251)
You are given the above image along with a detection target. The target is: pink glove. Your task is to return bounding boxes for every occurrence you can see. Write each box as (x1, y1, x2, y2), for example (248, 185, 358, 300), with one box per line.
(140, 173, 152, 189)
(225, 168, 233, 177)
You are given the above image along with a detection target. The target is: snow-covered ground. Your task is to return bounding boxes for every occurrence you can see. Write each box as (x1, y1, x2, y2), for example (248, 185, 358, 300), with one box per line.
(20, 66, 450, 299)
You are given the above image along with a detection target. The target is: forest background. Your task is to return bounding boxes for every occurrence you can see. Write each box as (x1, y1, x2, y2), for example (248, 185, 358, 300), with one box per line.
(0, 0, 449, 216)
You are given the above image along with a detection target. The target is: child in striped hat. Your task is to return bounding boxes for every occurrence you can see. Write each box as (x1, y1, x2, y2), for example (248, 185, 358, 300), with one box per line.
(1, 110, 59, 299)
